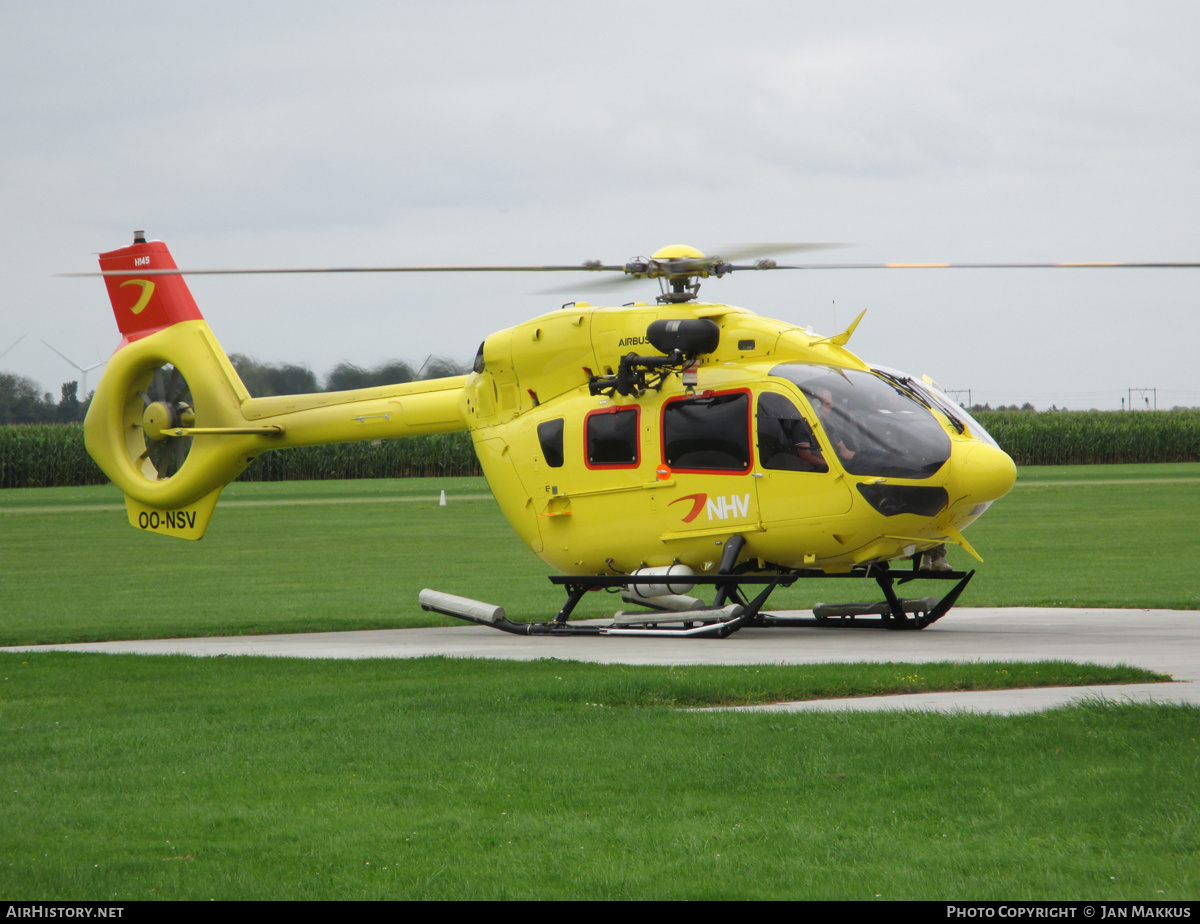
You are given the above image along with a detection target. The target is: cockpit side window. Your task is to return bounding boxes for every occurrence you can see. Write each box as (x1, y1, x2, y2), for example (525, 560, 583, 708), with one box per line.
(756, 392, 828, 473)
(662, 391, 751, 472)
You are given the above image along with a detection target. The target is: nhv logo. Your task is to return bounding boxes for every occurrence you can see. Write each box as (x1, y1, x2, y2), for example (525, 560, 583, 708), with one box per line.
(119, 279, 156, 315)
(669, 493, 751, 523)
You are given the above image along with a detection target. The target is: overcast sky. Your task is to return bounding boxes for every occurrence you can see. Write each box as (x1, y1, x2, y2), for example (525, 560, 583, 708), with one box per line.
(2, 1, 1197, 409)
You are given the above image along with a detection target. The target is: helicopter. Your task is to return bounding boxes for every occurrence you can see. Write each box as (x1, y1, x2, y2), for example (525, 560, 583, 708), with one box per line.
(79, 232, 1038, 638)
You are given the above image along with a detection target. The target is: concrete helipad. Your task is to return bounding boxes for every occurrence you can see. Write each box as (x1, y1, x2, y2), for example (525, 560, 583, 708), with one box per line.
(4, 607, 1197, 714)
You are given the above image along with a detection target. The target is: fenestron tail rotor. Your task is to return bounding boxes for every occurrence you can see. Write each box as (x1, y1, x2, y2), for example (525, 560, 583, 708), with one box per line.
(135, 363, 195, 480)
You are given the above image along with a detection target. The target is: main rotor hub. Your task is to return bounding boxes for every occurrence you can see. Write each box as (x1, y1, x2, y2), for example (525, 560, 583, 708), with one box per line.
(650, 244, 706, 261)
(627, 245, 729, 303)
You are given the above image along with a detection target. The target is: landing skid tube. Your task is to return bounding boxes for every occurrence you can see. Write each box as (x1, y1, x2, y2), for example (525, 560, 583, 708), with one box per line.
(757, 563, 975, 631)
(421, 559, 974, 638)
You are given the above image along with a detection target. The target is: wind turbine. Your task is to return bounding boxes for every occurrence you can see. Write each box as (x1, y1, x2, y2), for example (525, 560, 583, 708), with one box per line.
(0, 333, 27, 362)
(42, 340, 108, 398)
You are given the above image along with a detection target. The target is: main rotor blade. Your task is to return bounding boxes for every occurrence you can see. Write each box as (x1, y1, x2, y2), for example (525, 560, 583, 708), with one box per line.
(711, 242, 850, 262)
(60, 263, 628, 278)
(541, 275, 647, 296)
(59, 254, 1200, 278)
(58, 245, 848, 277)
(765, 261, 1200, 270)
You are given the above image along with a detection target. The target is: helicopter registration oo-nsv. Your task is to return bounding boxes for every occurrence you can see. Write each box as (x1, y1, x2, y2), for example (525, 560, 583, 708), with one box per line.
(78, 233, 1045, 638)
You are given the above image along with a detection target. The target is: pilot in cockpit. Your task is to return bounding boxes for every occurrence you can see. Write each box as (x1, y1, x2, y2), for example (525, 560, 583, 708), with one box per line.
(814, 387, 856, 463)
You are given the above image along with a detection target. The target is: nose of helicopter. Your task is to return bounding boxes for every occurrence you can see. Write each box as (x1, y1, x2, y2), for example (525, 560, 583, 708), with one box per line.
(951, 441, 1017, 508)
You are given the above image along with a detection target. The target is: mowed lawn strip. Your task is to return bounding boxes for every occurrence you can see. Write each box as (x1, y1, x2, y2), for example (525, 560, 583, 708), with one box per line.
(962, 462, 1200, 609)
(0, 477, 549, 644)
(0, 653, 1193, 901)
(1, 463, 1198, 646)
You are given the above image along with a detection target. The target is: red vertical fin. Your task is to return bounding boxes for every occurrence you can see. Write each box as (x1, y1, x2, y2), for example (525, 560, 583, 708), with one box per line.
(99, 232, 204, 348)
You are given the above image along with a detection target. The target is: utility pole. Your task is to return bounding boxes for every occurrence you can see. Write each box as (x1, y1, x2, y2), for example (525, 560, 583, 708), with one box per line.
(1128, 387, 1157, 411)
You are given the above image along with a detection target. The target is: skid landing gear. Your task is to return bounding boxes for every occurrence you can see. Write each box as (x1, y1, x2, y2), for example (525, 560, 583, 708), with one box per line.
(420, 541, 975, 638)
(757, 562, 975, 631)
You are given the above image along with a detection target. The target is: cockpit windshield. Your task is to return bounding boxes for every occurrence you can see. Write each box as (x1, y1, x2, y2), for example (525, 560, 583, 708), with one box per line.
(871, 365, 1000, 449)
(770, 363, 952, 479)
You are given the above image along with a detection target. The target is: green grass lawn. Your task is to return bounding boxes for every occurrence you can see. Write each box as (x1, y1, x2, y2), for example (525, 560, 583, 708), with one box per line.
(0, 477, 526, 644)
(962, 462, 1200, 609)
(1, 466, 1197, 899)
(1, 463, 1198, 645)
(0, 654, 1195, 901)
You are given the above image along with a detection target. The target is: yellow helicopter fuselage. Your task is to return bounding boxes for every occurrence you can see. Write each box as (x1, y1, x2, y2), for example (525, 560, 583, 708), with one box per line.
(465, 300, 1014, 575)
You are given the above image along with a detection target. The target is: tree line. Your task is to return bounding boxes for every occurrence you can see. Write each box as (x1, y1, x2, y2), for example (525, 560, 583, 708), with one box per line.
(0, 355, 468, 425)
(0, 375, 88, 425)
(227, 354, 467, 397)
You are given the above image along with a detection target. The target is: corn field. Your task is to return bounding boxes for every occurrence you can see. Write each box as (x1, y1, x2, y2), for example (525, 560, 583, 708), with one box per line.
(0, 424, 109, 488)
(0, 426, 480, 489)
(236, 433, 481, 482)
(972, 409, 1200, 465)
(3, 411, 1199, 488)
